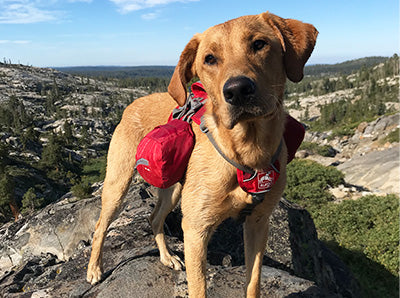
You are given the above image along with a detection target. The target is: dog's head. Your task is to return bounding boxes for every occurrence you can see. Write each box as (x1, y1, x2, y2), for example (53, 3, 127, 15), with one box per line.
(168, 12, 318, 129)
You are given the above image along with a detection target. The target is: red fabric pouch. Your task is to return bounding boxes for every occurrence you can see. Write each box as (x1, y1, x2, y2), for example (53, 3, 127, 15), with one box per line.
(135, 119, 194, 188)
(284, 115, 305, 163)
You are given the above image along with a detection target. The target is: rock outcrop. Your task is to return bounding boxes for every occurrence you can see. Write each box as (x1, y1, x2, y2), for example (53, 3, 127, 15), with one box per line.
(302, 114, 399, 196)
(337, 145, 399, 194)
(0, 182, 361, 297)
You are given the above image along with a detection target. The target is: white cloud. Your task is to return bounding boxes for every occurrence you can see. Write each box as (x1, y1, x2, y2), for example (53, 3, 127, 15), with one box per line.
(0, 39, 31, 44)
(67, 0, 92, 2)
(110, 0, 199, 14)
(14, 40, 31, 44)
(0, 1, 62, 24)
(141, 10, 159, 20)
(0, 0, 198, 24)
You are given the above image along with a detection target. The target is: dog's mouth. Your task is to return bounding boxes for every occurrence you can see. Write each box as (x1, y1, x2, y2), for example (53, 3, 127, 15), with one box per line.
(225, 95, 279, 129)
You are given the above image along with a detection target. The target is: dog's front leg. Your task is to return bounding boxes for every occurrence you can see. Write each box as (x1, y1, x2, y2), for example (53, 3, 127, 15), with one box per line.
(182, 216, 214, 298)
(243, 210, 271, 298)
(150, 184, 184, 270)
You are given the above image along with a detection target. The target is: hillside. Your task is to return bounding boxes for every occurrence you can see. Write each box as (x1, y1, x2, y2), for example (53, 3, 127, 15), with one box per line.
(0, 55, 398, 221)
(0, 62, 150, 222)
(285, 54, 399, 196)
(0, 56, 398, 297)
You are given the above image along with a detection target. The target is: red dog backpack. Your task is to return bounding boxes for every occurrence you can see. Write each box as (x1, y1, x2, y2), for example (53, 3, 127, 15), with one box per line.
(135, 119, 195, 189)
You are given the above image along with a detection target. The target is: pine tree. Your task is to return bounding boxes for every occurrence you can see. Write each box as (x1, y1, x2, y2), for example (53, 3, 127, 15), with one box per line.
(63, 121, 75, 147)
(0, 172, 19, 221)
(22, 126, 39, 150)
(41, 133, 64, 172)
(0, 143, 9, 173)
(22, 187, 44, 214)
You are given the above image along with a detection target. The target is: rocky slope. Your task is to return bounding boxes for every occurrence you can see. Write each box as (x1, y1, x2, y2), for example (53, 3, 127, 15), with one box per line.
(286, 60, 399, 198)
(300, 113, 399, 197)
(1, 61, 398, 208)
(0, 62, 147, 156)
(0, 181, 361, 297)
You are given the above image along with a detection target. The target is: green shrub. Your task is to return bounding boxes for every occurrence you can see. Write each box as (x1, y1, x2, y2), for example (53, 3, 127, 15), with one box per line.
(81, 156, 106, 184)
(284, 159, 344, 209)
(299, 141, 336, 157)
(71, 181, 92, 199)
(285, 160, 399, 297)
(315, 194, 399, 297)
(315, 194, 399, 276)
(21, 187, 44, 214)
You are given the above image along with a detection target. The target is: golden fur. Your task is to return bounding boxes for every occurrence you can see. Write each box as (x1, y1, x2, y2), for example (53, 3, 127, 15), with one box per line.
(87, 11, 317, 297)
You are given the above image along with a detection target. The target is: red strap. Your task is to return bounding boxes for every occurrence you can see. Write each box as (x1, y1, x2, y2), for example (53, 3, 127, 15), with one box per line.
(191, 106, 205, 125)
(191, 82, 207, 125)
(191, 82, 208, 99)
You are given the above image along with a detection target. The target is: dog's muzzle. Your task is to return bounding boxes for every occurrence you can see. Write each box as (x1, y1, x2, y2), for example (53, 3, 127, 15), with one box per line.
(223, 76, 271, 129)
(223, 76, 256, 106)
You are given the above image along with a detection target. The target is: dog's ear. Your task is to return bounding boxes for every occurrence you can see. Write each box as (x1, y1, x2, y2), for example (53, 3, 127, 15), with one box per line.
(264, 12, 318, 82)
(168, 35, 200, 106)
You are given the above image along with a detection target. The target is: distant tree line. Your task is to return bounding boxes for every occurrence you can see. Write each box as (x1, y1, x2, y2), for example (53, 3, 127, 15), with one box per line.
(57, 66, 174, 79)
(57, 66, 175, 92)
(304, 56, 389, 76)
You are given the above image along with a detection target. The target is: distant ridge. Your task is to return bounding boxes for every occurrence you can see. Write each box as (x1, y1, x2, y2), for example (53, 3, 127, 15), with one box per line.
(55, 55, 394, 79)
(55, 65, 175, 79)
(305, 56, 389, 76)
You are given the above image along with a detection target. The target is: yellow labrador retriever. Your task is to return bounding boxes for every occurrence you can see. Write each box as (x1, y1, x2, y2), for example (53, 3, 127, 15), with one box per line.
(87, 11, 317, 297)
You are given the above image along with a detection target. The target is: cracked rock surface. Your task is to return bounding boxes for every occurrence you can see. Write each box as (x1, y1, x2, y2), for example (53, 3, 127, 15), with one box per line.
(0, 182, 361, 297)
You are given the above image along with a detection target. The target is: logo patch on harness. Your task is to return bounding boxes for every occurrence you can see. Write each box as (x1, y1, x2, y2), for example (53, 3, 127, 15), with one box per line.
(237, 162, 280, 194)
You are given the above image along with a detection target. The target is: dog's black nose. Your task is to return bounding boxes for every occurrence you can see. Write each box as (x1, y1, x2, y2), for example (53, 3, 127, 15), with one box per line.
(223, 76, 256, 105)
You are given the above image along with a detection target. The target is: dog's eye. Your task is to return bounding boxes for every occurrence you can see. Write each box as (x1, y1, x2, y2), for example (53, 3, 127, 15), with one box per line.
(252, 40, 267, 51)
(205, 54, 217, 65)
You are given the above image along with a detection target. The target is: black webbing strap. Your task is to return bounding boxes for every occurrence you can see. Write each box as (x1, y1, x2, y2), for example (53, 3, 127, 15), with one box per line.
(237, 194, 265, 223)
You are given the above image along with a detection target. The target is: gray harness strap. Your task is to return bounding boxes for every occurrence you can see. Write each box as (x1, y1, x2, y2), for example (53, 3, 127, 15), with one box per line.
(172, 93, 205, 123)
(200, 117, 255, 175)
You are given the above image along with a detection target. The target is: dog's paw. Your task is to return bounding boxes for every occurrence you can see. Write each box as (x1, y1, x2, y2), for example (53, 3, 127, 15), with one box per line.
(160, 254, 185, 271)
(87, 266, 103, 285)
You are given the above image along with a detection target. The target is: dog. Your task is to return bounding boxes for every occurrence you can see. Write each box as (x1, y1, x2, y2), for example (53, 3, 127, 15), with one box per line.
(87, 11, 317, 297)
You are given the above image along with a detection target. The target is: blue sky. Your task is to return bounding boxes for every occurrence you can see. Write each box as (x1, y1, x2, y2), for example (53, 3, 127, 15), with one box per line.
(0, 0, 398, 67)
